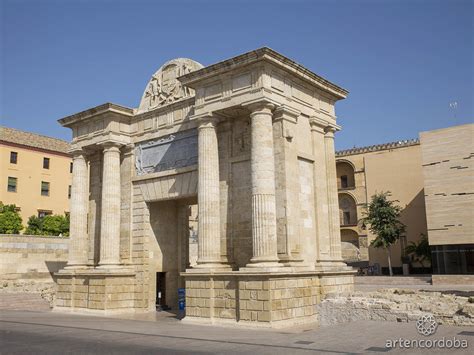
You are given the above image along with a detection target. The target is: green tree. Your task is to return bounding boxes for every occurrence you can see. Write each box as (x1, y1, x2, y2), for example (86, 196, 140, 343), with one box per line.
(25, 214, 69, 236)
(363, 192, 406, 276)
(42, 214, 69, 236)
(25, 215, 44, 235)
(405, 233, 431, 273)
(0, 202, 23, 234)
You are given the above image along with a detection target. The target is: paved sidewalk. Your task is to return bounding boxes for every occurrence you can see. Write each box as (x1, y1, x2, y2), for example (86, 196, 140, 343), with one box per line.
(1, 310, 473, 354)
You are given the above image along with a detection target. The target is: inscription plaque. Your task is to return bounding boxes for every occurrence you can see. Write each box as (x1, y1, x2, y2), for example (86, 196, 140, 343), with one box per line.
(135, 130, 198, 175)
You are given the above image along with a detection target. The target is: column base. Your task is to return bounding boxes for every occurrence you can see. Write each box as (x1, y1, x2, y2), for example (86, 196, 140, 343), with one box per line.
(315, 259, 352, 272)
(63, 264, 89, 270)
(242, 259, 284, 272)
(186, 266, 233, 274)
(194, 259, 232, 269)
(97, 264, 122, 270)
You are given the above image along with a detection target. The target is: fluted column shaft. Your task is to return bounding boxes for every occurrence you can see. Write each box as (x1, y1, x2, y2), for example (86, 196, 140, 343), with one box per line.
(66, 150, 89, 268)
(98, 144, 121, 267)
(309, 120, 331, 262)
(196, 117, 225, 268)
(324, 127, 343, 261)
(247, 103, 281, 267)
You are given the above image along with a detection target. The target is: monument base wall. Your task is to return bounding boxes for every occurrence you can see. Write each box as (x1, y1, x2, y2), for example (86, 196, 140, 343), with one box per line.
(54, 269, 137, 313)
(182, 270, 354, 328)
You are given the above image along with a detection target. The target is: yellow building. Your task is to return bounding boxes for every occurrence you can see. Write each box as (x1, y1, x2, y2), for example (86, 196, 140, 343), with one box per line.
(0, 126, 72, 227)
(336, 139, 428, 274)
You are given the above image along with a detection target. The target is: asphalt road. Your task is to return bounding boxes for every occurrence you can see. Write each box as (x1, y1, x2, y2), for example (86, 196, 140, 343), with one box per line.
(0, 310, 473, 354)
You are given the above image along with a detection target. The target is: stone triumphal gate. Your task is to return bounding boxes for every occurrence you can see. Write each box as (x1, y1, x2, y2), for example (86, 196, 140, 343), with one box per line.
(56, 48, 355, 327)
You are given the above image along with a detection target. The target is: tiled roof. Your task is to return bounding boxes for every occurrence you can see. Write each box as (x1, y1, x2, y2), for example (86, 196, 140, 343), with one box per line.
(0, 126, 70, 154)
(336, 139, 419, 157)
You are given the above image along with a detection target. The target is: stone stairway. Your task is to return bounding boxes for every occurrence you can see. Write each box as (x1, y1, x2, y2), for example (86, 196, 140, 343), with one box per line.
(355, 276, 432, 285)
(0, 293, 51, 311)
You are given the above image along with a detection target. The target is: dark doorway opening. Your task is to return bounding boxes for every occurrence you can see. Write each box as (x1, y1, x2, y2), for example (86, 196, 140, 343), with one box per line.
(156, 272, 169, 310)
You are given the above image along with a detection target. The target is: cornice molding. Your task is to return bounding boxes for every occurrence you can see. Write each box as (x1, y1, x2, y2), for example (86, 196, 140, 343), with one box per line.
(58, 103, 134, 127)
(178, 47, 348, 100)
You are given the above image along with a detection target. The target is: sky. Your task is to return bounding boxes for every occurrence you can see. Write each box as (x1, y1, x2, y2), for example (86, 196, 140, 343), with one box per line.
(1, 0, 472, 150)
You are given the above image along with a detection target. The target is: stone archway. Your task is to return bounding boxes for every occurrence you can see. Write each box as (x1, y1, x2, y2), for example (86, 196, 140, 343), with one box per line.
(341, 229, 360, 262)
(336, 161, 355, 189)
(339, 193, 358, 226)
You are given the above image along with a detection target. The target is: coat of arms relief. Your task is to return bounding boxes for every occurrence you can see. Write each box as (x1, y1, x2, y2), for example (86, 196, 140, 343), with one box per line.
(138, 58, 203, 113)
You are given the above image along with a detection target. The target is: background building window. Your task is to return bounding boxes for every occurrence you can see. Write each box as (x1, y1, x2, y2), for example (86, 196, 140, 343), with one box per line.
(68, 185, 71, 199)
(343, 211, 351, 225)
(341, 175, 348, 188)
(70, 162, 73, 173)
(336, 161, 355, 189)
(38, 210, 52, 218)
(41, 181, 50, 196)
(43, 157, 50, 169)
(10, 151, 18, 164)
(7, 177, 17, 192)
(339, 193, 358, 225)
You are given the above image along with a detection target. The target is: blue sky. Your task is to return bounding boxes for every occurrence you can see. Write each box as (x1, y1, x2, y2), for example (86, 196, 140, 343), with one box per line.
(1, 0, 472, 150)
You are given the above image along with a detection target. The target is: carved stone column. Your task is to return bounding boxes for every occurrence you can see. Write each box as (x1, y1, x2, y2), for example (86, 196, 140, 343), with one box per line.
(309, 118, 332, 265)
(195, 116, 226, 268)
(98, 143, 122, 268)
(324, 126, 343, 262)
(66, 149, 89, 268)
(246, 102, 281, 268)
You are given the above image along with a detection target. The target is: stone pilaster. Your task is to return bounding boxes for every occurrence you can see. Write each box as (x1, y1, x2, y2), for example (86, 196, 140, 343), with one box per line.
(309, 118, 332, 265)
(246, 102, 281, 268)
(66, 149, 89, 268)
(98, 143, 122, 268)
(87, 152, 102, 266)
(324, 126, 344, 262)
(195, 116, 227, 269)
(273, 106, 302, 264)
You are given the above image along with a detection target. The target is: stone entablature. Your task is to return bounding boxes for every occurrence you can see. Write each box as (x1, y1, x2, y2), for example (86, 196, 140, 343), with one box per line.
(55, 47, 355, 327)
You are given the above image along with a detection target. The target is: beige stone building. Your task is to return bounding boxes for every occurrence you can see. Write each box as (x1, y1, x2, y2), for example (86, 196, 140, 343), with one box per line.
(336, 139, 428, 274)
(420, 124, 474, 283)
(0, 126, 72, 224)
(55, 48, 354, 327)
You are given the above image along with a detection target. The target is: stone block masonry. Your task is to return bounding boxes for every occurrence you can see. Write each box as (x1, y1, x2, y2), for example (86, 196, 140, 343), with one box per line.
(55, 270, 136, 313)
(184, 271, 354, 328)
(0, 235, 68, 281)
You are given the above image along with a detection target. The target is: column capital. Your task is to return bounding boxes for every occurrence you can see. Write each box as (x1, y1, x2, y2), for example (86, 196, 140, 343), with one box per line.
(242, 99, 276, 115)
(193, 112, 221, 129)
(68, 147, 87, 158)
(121, 143, 135, 157)
(324, 125, 340, 137)
(273, 105, 300, 123)
(309, 117, 327, 133)
(98, 141, 123, 153)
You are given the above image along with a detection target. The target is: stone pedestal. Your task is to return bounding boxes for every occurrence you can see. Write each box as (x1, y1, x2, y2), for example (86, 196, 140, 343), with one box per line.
(182, 270, 355, 328)
(55, 269, 136, 314)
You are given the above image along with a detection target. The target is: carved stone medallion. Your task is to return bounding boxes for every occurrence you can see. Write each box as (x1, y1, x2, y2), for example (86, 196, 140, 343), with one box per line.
(138, 58, 203, 113)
